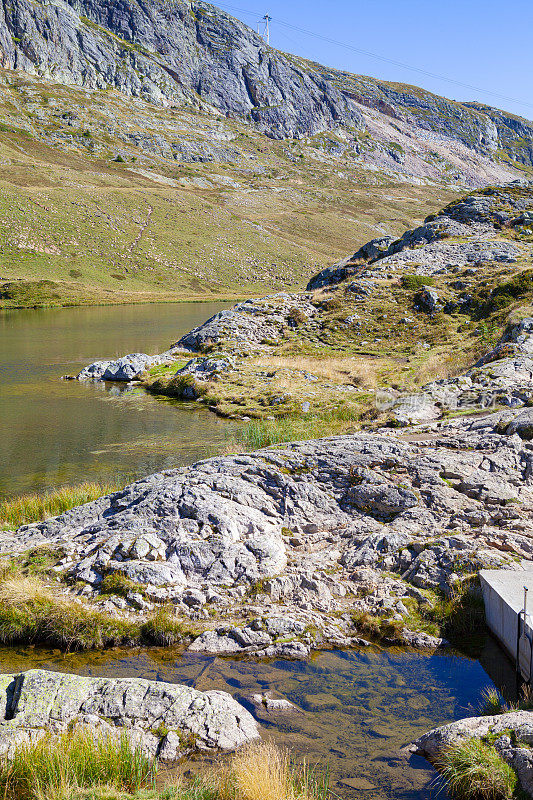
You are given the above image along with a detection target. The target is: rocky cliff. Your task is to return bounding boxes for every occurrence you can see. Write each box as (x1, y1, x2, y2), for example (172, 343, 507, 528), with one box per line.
(0, 0, 531, 172)
(0, 0, 361, 138)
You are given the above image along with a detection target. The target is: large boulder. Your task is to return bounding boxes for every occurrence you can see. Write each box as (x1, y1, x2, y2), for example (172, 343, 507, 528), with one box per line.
(0, 669, 260, 758)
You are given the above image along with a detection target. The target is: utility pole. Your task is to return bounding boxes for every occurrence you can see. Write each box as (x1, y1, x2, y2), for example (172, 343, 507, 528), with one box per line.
(258, 14, 271, 45)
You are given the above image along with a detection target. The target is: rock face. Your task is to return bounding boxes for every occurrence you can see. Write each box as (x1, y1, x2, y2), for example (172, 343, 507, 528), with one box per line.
(0, 669, 260, 758)
(0, 0, 361, 139)
(0, 0, 529, 170)
(412, 711, 533, 797)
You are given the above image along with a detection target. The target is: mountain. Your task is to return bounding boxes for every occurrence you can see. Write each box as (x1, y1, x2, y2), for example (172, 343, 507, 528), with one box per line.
(0, 0, 531, 308)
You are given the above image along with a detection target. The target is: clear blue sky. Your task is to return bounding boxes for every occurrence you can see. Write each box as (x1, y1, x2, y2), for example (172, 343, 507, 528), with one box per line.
(215, 0, 533, 120)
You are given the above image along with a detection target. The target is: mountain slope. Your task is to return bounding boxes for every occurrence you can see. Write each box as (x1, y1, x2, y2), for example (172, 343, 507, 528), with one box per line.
(0, 0, 531, 307)
(0, 0, 362, 138)
(0, 0, 531, 170)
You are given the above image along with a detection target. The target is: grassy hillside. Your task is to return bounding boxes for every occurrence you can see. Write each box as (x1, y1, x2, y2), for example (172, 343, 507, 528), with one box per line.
(0, 70, 458, 308)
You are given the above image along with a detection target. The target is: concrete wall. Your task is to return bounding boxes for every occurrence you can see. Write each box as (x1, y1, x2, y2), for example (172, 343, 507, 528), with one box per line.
(480, 570, 533, 681)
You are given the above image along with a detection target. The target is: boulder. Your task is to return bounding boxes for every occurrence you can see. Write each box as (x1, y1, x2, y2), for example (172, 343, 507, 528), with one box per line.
(0, 669, 260, 758)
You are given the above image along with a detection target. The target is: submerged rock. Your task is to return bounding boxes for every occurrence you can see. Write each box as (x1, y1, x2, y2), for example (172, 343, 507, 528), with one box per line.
(0, 669, 260, 758)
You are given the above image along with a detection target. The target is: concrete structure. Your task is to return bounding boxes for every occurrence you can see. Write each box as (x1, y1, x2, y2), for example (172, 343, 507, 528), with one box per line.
(480, 569, 533, 682)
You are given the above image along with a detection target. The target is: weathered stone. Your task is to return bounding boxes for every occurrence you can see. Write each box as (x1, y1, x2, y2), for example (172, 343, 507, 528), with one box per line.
(0, 669, 260, 757)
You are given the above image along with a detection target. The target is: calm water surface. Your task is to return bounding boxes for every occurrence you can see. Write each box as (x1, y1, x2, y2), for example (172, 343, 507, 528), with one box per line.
(0, 302, 233, 497)
(0, 640, 515, 800)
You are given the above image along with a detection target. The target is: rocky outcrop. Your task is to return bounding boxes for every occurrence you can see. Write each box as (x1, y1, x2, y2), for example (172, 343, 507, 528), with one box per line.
(76, 351, 177, 382)
(176, 293, 317, 353)
(3, 409, 533, 651)
(0, 669, 259, 758)
(308, 185, 532, 291)
(0, 0, 361, 139)
(412, 710, 533, 797)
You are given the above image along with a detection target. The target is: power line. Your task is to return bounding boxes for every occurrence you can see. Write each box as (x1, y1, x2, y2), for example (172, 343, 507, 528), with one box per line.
(213, 0, 533, 114)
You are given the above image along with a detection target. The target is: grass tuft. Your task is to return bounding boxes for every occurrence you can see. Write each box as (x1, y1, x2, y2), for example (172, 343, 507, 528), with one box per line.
(0, 482, 119, 530)
(0, 728, 156, 800)
(435, 738, 517, 800)
(479, 687, 507, 716)
(227, 741, 329, 800)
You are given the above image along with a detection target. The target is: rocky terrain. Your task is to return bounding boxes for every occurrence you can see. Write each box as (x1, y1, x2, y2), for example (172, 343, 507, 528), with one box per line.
(2, 406, 533, 655)
(0, 668, 259, 758)
(76, 183, 533, 425)
(0, 0, 531, 306)
(37, 182, 533, 660)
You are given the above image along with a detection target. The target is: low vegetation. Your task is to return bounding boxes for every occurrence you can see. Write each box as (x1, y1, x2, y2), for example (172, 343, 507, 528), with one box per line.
(351, 580, 486, 652)
(0, 729, 155, 800)
(0, 482, 119, 530)
(479, 684, 533, 716)
(0, 569, 191, 651)
(0, 734, 330, 800)
(435, 738, 517, 800)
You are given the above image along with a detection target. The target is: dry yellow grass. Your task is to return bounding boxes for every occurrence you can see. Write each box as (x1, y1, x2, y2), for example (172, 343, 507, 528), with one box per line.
(227, 741, 326, 800)
(0, 574, 52, 607)
(251, 355, 380, 389)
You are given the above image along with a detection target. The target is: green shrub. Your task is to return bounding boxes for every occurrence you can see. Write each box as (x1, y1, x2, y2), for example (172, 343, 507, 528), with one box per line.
(436, 738, 517, 800)
(401, 275, 436, 290)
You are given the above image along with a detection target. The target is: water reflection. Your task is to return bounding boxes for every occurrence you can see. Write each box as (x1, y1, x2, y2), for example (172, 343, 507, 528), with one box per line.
(0, 302, 233, 497)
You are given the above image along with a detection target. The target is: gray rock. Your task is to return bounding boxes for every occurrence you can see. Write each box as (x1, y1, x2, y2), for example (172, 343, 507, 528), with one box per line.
(77, 353, 174, 382)
(416, 287, 441, 313)
(0, 0, 362, 141)
(0, 669, 260, 757)
(344, 482, 419, 519)
(505, 409, 533, 440)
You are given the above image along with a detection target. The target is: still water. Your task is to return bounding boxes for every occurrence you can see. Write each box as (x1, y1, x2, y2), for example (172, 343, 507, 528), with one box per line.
(0, 302, 233, 498)
(0, 639, 515, 800)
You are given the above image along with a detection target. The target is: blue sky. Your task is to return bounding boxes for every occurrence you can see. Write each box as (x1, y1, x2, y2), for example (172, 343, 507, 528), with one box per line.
(216, 0, 533, 120)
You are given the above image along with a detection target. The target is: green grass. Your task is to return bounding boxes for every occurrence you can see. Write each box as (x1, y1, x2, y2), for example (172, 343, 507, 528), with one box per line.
(0, 737, 329, 800)
(0, 728, 156, 800)
(0, 482, 120, 530)
(229, 409, 366, 449)
(0, 570, 192, 651)
(479, 687, 507, 716)
(435, 738, 517, 800)
(100, 572, 144, 600)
